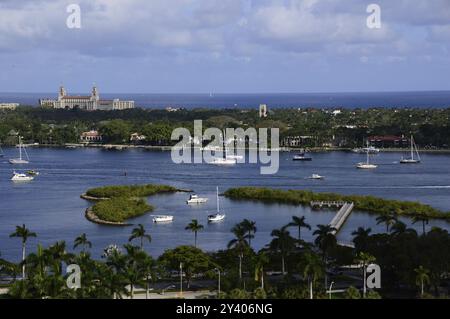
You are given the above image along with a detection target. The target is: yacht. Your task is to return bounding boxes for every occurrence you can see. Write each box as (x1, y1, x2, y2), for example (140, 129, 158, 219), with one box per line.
(308, 174, 324, 180)
(400, 135, 421, 164)
(293, 152, 312, 161)
(356, 142, 378, 169)
(353, 146, 380, 154)
(186, 194, 208, 205)
(152, 215, 174, 223)
(208, 186, 226, 223)
(9, 136, 30, 164)
(11, 171, 34, 182)
(210, 157, 237, 165)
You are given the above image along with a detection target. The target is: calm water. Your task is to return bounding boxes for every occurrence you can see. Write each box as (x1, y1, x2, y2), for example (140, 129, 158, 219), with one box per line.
(1, 148, 450, 261)
(1, 91, 450, 108)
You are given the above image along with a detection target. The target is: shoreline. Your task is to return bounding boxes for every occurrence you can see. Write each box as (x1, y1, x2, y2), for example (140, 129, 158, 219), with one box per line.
(84, 207, 132, 227)
(7, 143, 450, 154)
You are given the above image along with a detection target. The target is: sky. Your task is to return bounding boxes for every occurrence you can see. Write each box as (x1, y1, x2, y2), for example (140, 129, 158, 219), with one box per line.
(0, 0, 449, 94)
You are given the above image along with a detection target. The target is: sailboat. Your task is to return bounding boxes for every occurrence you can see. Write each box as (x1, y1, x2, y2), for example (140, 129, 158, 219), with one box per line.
(208, 186, 226, 222)
(9, 136, 30, 164)
(400, 135, 421, 164)
(356, 142, 377, 169)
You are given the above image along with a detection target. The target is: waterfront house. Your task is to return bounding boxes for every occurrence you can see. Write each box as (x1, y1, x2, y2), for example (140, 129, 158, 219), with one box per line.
(80, 130, 103, 143)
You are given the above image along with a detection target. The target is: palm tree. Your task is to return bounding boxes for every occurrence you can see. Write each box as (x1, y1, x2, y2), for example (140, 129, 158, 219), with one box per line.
(73, 233, 92, 252)
(313, 225, 337, 261)
(128, 224, 151, 250)
(269, 227, 297, 274)
(300, 251, 324, 299)
(414, 266, 430, 297)
(355, 252, 376, 298)
(412, 216, 429, 235)
(287, 216, 311, 240)
(227, 224, 249, 280)
(241, 219, 257, 247)
(351, 227, 371, 252)
(185, 219, 204, 248)
(254, 252, 269, 290)
(390, 221, 418, 236)
(9, 224, 37, 279)
(376, 213, 398, 233)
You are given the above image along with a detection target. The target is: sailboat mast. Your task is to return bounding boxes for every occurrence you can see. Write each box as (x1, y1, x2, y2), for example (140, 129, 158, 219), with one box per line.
(216, 186, 219, 213)
(18, 136, 22, 160)
(411, 136, 414, 160)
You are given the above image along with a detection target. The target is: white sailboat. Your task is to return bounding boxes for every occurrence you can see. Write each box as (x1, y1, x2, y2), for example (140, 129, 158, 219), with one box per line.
(400, 135, 421, 164)
(9, 136, 30, 164)
(208, 186, 226, 222)
(356, 142, 378, 169)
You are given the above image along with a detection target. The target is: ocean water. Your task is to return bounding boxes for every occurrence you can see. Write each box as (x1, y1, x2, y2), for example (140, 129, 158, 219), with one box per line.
(1, 91, 450, 109)
(0, 148, 449, 261)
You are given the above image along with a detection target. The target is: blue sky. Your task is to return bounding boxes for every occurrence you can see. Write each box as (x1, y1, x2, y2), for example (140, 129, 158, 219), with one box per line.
(0, 0, 450, 93)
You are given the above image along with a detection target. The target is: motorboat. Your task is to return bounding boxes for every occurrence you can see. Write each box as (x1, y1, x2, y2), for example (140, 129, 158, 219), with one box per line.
(186, 194, 208, 205)
(152, 215, 174, 223)
(352, 146, 380, 154)
(210, 157, 236, 165)
(11, 171, 34, 182)
(308, 174, 324, 180)
(400, 135, 421, 164)
(208, 186, 226, 223)
(293, 152, 312, 161)
(26, 170, 40, 176)
(208, 213, 226, 222)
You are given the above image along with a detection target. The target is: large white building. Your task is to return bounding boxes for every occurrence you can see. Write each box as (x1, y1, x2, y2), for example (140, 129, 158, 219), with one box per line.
(39, 86, 134, 111)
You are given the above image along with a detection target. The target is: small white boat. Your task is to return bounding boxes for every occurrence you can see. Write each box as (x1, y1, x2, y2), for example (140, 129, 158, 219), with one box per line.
(152, 215, 174, 223)
(186, 194, 208, 205)
(11, 171, 34, 182)
(208, 213, 226, 222)
(308, 174, 324, 180)
(210, 157, 236, 165)
(353, 146, 380, 154)
(226, 154, 244, 160)
(208, 186, 226, 223)
(9, 136, 30, 165)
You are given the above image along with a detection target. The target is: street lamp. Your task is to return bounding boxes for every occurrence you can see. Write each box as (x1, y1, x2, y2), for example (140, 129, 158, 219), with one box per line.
(215, 268, 221, 297)
(179, 262, 183, 297)
(329, 281, 335, 300)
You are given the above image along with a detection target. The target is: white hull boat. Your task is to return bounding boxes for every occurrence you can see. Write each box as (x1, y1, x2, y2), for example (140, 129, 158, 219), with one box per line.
(152, 215, 174, 223)
(186, 194, 208, 205)
(9, 136, 30, 165)
(11, 171, 34, 182)
(400, 135, 421, 164)
(308, 174, 324, 180)
(210, 157, 236, 165)
(208, 186, 226, 223)
(356, 141, 377, 169)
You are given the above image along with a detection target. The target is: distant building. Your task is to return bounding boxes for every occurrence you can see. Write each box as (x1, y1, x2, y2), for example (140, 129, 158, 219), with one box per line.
(259, 104, 268, 118)
(80, 130, 102, 143)
(130, 133, 146, 143)
(0, 103, 19, 110)
(40, 86, 134, 111)
(368, 135, 408, 148)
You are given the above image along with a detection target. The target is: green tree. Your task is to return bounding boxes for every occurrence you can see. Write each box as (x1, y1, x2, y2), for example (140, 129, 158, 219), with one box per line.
(269, 227, 297, 274)
(158, 246, 213, 289)
(73, 233, 92, 253)
(254, 252, 269, 290)
(99, 119, 131, 144)
(376, 213, 398, 233)
(227, 224, 249, 280)
(9, 224, 37, 279)
(355, 252, 376, 298)
(412, 216, 429, 236)
(128, 224, 152, 250)
(185, 219, 204, 248)
(414, 266, 430, 297)
(287, 215, 311, 240)
(240, 219, 257, 247)
(344, 286, 361, 299)
(351, 227, 371, 253)
(299, 251, 324, 300)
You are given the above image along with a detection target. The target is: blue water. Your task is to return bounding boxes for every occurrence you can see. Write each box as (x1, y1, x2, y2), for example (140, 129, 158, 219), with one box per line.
(1, 91, 450, 109)
(0, 148, 449, 262)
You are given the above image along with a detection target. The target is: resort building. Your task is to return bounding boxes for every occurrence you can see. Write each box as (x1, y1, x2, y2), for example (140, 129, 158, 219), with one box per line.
(368, 135, 408, 148)
(80, 130, 103, 143)
(0, 103, 19, 110)
(39, 86, 134, 111)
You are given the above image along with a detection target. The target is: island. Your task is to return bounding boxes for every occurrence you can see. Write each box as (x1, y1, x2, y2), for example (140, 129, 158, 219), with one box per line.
(81, 184, 185, 225)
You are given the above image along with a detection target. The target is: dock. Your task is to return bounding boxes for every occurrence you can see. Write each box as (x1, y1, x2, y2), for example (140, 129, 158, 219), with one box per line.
(310, 201, 355, 235)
